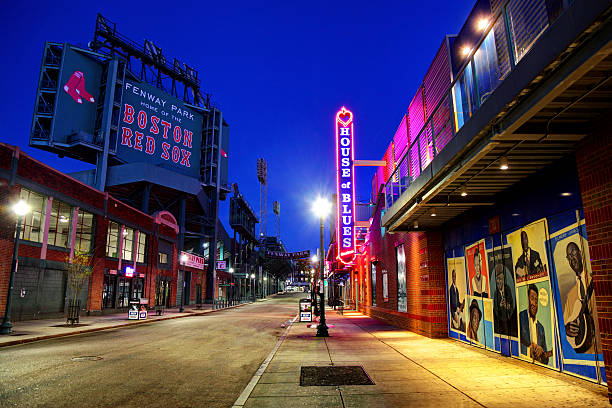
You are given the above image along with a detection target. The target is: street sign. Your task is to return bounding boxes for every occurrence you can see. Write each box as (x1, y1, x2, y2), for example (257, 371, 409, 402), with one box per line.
(216, 260, 227, 270)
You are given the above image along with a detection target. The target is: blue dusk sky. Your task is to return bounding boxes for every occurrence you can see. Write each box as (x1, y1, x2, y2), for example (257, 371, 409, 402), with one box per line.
(0, 0, 473, 254)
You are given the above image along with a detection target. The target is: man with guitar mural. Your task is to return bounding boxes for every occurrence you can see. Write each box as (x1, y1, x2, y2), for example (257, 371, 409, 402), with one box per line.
(563, 242, 599, 354)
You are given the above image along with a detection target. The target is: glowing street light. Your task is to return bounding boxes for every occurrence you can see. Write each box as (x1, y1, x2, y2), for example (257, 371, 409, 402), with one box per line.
(1, 200, 31, 334)
(311, 196, 331, 337)
(179, 253, 188, 312)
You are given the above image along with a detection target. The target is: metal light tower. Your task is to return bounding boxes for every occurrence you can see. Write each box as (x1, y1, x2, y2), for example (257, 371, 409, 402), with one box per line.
(273, 201, 280, 238)
(257, 158, 267, 239)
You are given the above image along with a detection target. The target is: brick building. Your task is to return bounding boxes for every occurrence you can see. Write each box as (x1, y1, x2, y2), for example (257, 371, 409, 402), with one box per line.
(0, 143, 192, 319)
(329, 0, 612, 397)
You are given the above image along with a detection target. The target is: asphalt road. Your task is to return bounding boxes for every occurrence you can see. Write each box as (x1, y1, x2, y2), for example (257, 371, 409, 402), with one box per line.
(0, 293, 303, 408)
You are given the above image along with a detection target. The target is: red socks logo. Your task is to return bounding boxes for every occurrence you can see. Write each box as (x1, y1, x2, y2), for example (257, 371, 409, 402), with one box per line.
(63, 71, 95, 104)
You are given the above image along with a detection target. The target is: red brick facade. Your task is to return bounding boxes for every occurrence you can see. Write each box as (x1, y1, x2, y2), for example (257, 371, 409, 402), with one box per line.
(576, 120, 612, 399)
(347, 196, 448, 338)
(0, 144, 182, 319)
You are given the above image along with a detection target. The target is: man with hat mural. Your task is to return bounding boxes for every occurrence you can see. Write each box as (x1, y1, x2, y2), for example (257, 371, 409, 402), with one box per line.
(467, 299, 482, 342)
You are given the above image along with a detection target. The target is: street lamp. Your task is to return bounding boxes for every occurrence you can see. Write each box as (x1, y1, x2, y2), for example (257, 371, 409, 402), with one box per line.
(1, 200, 31, 335)
(179, 253, 188, 312)
(228, 267, 234, 304)
(250, 273, 255, 300)
(312, 196, 331, 337)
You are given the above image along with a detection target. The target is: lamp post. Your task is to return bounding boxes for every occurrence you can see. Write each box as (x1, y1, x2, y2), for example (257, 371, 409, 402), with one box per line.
(229, 267, 234, 305)
(250, 273, 255, 301)
(179, 253, 188, 312)
(312, 196, 331, 337)
(1, 200, 30, 335)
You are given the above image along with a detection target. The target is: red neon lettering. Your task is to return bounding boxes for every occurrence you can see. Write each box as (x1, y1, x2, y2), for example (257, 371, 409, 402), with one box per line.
(137, 111, 147, 129)
(161, 142, 170, 160)
(123, 104, 134, 124)
(180, 149, 191, 167)
(160, 120, 171, 139)
(172, 146, 180, 163)
(183, 129, 192, 148)
(150, 116, 160, 134)
(121, 127, 132, 147)
(173, 126, 182, 143)
(134, 131, 143, 151)
(145, 136, 155, 154)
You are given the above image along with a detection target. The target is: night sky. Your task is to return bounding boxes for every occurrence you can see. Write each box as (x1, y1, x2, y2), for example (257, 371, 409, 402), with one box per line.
(1, 1, 472, 254)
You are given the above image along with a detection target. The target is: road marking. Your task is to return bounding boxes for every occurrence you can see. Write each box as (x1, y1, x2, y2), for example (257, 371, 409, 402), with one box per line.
(232, 314, 298, 408)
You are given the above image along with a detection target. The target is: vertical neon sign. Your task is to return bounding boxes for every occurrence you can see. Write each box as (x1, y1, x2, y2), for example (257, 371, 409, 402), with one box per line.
(335, 106, 356, 265)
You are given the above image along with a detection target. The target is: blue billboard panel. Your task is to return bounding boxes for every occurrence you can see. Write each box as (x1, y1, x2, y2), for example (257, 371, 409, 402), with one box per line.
(52, 45, 103, 144)
(117, 80, 202, 178)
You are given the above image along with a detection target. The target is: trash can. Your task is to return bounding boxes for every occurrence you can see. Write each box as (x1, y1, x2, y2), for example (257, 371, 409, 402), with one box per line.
(299, 298, 312, 322)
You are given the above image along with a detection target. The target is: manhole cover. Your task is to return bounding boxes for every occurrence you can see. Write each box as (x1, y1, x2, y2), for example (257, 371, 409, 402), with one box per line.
(71, 356, 103, 362)
(300, 366, 374, 386)
(9, 333, 27, 337)
(51, 324, 90, 328)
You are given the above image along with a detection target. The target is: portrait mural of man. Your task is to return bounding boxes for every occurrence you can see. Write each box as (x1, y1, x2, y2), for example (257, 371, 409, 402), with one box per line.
(488, 247, 518, 338)
(518, 283, 555, 366)
(466, 240, 489, 298)
(551, 223, 601, 357)
(447, 257, 467, 333)
(508, 221, 549, 284)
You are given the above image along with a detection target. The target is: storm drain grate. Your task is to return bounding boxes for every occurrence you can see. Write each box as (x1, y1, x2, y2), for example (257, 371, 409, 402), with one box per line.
(71, 356, 103, 362)
(300, 366, 374, 386)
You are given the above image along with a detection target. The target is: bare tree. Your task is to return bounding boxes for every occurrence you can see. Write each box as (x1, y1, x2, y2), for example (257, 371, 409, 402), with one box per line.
(66, 250, 93, 310)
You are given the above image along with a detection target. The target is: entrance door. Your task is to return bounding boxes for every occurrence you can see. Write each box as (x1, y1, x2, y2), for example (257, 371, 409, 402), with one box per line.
(396, 244, 407, 312)
(102, 275, 116, 309)
(184, 271, 191, 305)
(117, 278, 132, 308)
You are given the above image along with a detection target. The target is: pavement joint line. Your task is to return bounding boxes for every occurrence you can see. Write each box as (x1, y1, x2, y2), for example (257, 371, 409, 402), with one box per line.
(232, 313, 299, 408)
(0, 302, 254, 348)
(339, 312, 488, 408)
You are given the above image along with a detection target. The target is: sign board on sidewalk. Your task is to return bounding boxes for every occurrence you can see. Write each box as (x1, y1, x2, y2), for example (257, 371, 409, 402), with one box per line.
(299, 298, 312, 322)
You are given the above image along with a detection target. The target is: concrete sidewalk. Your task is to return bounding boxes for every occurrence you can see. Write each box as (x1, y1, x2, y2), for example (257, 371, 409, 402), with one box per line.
(240, 309, 609, 408)
(0, 300, 262, 348)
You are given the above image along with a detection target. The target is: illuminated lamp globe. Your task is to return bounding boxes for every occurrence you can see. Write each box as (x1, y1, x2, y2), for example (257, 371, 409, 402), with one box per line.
(311, 255, 319, 263)
(250, 273, 255, 279)
(13, 200, 30, 217)
(229, 268, 234, 273)
(312, 197, 332, 219)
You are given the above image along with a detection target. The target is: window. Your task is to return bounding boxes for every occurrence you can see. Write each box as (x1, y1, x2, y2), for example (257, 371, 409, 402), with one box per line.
(18, 189, 46, 243)
(74, 209, 94, 252)
(122, 227, 134, 261)
(47, 199, 72, 248)
(158, 252, 168, 264)
(136, 233, 147, 263)
(106, 222, 120, 258)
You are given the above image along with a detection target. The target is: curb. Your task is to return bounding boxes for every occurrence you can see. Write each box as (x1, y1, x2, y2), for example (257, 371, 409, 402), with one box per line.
(0, 301, 253, 348)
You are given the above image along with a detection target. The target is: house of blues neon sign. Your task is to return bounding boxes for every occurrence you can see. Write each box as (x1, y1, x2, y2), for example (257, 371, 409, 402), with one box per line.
(335, 106, 356, 265)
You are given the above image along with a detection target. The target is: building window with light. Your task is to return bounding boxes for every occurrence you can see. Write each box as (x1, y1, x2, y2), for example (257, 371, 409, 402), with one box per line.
(158, 252, 168, 265)
(74, 209, 94, 252)
(122, 227, 134, 261)
(18, 188, 45, 243)
(136, 233, 147, 263)
(47, 199, 72, 248)
(106, 221, 120, 258)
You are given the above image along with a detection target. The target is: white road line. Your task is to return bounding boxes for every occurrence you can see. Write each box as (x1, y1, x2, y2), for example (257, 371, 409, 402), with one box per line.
(231, 314, 298, 408)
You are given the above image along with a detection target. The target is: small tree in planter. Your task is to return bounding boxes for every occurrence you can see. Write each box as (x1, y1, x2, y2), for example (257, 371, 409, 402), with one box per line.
(65, 250, 93, 325)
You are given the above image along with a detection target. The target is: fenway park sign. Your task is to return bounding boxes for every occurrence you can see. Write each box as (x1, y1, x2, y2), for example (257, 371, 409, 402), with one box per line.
(266, 250, 310, 260)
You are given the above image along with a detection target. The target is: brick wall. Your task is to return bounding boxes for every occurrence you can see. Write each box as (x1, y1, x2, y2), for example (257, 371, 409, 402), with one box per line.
(357, 194, 448, 338)
(576, 120, 612, 400)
